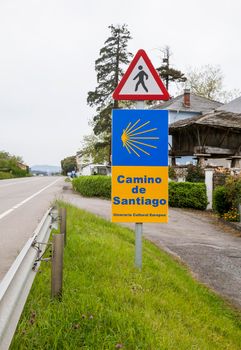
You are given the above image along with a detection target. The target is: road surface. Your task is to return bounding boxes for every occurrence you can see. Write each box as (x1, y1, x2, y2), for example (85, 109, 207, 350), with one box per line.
(0, 176, 64, 281)
(63, 185, 241, 309)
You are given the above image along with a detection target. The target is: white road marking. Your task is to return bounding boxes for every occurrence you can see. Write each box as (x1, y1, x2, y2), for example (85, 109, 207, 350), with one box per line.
(0, 179, 38, 188)
(0, 178, 61, 220)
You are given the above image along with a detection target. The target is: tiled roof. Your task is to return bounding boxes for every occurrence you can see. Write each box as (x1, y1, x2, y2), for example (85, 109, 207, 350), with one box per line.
(216, 96, 241, 113)
(169, 111, 241, 131)
(153, 93, 223, 113)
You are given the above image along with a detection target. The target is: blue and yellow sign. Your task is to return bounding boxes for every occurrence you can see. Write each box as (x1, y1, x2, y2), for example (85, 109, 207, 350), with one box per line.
(112, 109, 168, 223)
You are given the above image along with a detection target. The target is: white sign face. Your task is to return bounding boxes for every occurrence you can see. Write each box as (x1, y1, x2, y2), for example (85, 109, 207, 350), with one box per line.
(119, 57, 162, 95)
(113, 49, 169, 101)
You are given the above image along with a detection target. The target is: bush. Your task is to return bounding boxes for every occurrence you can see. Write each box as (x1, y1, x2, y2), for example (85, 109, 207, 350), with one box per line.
(73, 176, 208, 210)
(213, 175, 241, 221)
(0, 171, 14, 180)
(169, 182, 208, 210)
(213, 186, 231, 216)
(168, 166, 177, 180)
(186, 165, 205, 183)
(223, 208, 240, 222)
(72, 176, 111, 199)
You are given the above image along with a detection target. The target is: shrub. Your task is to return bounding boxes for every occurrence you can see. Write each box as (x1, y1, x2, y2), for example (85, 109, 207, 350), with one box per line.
(225, 175, 241, 209)
(169, 182, 208, 210)
(213, 186, 231, 216)
(168, 166, 177, 180)
(73, 176, 208, 210)
(0, 171, 14, 180)
(186, 164, 205, 183)
(213, 175, 241, 221)
(72, 176, 111, 199)
(223, 208, 240, 222)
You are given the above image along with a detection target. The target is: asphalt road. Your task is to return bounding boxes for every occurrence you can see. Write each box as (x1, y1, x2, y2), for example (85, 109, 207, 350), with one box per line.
(63, 185, 241, 309)
(0, 176, 64, 281)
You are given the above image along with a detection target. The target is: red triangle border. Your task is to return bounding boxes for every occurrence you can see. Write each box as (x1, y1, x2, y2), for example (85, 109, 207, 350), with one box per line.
(113, 49, 170, 101)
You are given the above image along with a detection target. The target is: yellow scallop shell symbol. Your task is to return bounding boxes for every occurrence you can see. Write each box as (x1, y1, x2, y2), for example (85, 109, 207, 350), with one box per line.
(121, 119, 159, 157)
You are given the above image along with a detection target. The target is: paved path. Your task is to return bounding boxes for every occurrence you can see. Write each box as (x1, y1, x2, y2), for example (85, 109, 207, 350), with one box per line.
(63, 185, 241, 309)
(0, 176, 64, 281)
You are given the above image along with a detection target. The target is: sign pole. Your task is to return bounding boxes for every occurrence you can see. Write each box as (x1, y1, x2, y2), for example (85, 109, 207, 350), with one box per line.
(135, 100, 145, 269)
(112, 49, 169, 270)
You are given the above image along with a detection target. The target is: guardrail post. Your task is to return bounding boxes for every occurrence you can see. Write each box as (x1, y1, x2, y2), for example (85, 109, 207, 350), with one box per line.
(59, 207, 67, 246)
(51, 234, 64, 299)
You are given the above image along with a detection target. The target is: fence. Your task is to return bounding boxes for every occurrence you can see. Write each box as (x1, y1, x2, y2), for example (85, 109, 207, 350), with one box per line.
(0, 207, 60, 350)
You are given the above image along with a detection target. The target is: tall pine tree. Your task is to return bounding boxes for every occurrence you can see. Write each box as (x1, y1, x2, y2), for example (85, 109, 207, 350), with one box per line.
(87, 24, 132, 164)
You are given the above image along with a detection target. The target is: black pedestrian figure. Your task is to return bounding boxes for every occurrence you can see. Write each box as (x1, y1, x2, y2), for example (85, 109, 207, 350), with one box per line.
(133, 65, 148, 92)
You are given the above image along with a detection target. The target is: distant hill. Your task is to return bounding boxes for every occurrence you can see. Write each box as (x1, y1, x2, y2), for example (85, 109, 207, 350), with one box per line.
(30, 165, 61, 174)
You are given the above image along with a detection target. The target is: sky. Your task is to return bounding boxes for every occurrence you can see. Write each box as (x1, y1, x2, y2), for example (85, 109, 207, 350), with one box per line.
(0, 0, 241, 166)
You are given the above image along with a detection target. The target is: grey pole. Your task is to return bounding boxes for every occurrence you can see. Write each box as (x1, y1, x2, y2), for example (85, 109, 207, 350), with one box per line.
(51, 233, 64, 299)
(134, 100, 145, 269)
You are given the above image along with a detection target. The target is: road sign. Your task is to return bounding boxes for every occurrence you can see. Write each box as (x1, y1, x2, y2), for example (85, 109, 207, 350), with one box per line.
(111, 109, 168, 223)
(113, 49, 170, 101)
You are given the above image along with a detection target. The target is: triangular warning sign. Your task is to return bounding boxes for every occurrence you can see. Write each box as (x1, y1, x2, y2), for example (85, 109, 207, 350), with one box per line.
(113, 49, 170, 101)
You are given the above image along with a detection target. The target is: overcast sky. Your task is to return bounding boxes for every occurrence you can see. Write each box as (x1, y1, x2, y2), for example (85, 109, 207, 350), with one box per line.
(0, 0, 241, 166)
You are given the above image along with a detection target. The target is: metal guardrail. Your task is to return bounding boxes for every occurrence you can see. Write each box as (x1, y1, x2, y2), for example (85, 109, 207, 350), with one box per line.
(0, 207, 58, 350)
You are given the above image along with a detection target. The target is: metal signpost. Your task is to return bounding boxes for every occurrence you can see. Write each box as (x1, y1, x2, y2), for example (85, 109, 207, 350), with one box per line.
(112, 49, 170, 269)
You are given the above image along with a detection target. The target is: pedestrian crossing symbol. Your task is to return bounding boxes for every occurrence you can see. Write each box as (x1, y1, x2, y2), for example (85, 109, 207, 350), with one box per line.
(113, 49, 170, 101)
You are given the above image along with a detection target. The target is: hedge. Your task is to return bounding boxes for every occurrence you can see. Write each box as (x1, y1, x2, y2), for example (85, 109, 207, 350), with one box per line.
(169, 182, 208, 210)
(0, 171, 14, 180)
(72, 176, 208, 210)
(72, 176, 111, 199)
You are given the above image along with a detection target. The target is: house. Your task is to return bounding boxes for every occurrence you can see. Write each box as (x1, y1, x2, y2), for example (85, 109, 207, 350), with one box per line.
(169, 96, 241, 168)
(153, 89, 223, 165)
(153, 89, 223, 124)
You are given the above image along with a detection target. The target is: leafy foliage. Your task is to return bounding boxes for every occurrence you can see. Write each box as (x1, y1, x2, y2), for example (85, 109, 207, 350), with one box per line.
(87, 24, 132, 162)
(184, 65, 240, 103)
(11, 203, 241, 349)
(168, 166, 177, 180)
(61, 156, 77, 176)
(169, 182, 208, 210)
(72, 176, 111, 199)
(79, 134, 110, 165)
(156, 46, 186, 91)
(0, 151, 28, 179)
(87, 25, 132, 110)
(213, 186, 231, 216)
(185, 164, 205, 183)
(213, 175, 241, 221)
(73, 176, 207, 210)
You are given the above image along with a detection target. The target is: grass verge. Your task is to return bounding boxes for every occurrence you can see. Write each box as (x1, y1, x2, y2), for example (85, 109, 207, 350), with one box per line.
(11, 203, 241, 349)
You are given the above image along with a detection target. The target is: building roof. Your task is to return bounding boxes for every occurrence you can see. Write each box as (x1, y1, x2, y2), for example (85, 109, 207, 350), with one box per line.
(216, 96, 241, 113)
(169, 111, 241, 132)
(153, 93, 223, 113)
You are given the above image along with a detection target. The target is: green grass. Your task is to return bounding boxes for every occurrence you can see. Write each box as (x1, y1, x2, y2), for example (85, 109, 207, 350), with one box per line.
(0, 171, 14, 179)
(11, 203, 241, 349)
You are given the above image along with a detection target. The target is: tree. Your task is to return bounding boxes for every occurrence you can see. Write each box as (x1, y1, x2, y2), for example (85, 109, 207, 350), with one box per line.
(79, 134, 109, 165)
(61, 156, 77, 176)
(156, 46, 187, 91)
(184, 65, 240, 102)
(87, 24, 132, 163)
(0, 151, 28, 177)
